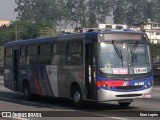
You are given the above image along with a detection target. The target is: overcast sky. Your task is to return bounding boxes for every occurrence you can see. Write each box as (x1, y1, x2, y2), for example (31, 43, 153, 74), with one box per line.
(0, 0, 17, 21)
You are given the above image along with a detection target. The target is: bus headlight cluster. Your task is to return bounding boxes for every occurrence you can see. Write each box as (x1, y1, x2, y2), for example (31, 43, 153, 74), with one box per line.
(145, 81, 152, 88)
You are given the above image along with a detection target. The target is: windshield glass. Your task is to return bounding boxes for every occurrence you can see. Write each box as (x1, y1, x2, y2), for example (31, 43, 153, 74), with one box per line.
(98, 42, 151, 75)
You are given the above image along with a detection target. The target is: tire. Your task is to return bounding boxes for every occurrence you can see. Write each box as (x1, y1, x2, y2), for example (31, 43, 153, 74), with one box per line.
(23, 82, 32, 100)
(71, 85, 83, 108)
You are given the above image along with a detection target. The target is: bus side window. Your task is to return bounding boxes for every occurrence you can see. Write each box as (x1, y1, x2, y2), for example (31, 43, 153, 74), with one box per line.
(52, 42, 66, 65)
(5, 47, 13, 57)
(67, 41, 83, 65)
(20, 47, 26, 64)
(5, 47, 13, 65)
(38, 44, 51, 64)
(26, 46, 38, 65)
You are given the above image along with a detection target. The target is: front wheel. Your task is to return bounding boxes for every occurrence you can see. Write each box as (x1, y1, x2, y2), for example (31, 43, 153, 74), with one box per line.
(71, 85, 83, 108)
(23, 82, 32, 100)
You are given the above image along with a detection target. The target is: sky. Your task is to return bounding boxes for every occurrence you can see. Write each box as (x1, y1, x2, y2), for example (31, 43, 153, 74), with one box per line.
(0, 0, 17, 21)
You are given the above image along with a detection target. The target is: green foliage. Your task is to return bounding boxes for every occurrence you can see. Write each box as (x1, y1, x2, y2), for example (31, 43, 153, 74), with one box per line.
(14, 21, 57, 40)
(14, 0, 160, 27)
(0, 20, 57, 61)
(0, 24, 16, 42)
(15, 0, 113, 28)
(0, 46, 4, 64)
(151, 43, 160, 63)
(0, 21, 57, 42)
(113, 0, 160, 25)
(113, 0, 127, 24)
(39, 27, 57, 37)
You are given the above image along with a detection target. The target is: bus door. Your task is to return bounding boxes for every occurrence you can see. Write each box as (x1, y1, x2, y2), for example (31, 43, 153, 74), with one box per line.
(13, 49, 19, 90)
(85, 44, 97, 100)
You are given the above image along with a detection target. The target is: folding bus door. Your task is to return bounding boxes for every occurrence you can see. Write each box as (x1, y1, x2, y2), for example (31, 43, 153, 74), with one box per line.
(13, 49, 19, 91)
(85, 44, 97, 100)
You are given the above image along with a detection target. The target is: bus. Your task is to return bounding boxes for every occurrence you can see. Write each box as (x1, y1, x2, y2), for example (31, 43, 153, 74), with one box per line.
(4, 29, 153, 108)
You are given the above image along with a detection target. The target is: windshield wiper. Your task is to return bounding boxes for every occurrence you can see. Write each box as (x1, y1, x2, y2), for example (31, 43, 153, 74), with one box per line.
(130, 41, 139, 63)
(112, 40, 123, 67)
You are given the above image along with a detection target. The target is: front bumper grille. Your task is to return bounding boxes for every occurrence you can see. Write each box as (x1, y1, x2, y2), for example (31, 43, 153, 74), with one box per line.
(115, 85, 143, 90)
(116, 94, 143, 97)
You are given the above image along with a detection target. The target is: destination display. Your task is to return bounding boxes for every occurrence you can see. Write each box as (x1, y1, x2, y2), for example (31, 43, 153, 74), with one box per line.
(100, 33, 142, 41)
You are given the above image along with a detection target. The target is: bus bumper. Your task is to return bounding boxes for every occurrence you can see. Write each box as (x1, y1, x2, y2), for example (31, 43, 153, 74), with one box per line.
(97, 87, 152, 101)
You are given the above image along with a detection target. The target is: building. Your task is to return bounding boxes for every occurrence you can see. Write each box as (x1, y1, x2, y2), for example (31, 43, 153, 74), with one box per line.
(98, 23, 128, 30)
(130, 20, 160, 44)
(0, 20, 10, 27)
(141, 21, 160, 44)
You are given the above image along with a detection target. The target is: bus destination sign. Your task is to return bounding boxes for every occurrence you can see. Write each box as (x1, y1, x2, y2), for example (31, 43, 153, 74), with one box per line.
(100, 34, 142, 41)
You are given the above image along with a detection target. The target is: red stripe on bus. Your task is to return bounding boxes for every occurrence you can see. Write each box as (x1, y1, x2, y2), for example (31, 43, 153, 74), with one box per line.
(34, 67, 42, 95)
(96, 80, 124, 87)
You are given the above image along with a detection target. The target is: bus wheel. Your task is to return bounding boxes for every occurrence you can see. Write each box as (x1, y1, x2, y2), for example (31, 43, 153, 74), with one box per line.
(23, 82, 32, 100)
(118, 100, 132, 107)
(71, 85, 83, 108)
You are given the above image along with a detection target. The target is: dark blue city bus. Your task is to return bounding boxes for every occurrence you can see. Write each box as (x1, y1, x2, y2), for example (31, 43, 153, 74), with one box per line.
(4, 29, 153, 108)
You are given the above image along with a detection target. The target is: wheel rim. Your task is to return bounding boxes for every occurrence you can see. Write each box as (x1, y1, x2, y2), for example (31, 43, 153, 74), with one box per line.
(74, 91, 81, 103)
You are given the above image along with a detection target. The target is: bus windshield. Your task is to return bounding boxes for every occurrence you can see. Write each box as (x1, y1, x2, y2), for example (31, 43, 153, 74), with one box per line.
(98, 41, 151, 75)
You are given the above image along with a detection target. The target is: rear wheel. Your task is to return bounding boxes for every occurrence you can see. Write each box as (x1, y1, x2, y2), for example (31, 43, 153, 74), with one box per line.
(23, 81, 32, 100)
(71, 85, 83, 108)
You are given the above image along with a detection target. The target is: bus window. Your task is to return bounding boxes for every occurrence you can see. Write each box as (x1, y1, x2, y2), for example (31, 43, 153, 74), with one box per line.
(52, 43, 65, 65)
(26, 46, 38, 64)
(67, 41, 82, 65)
(20, 47, 26, 64)
(5, 47, 13, 66)
(5, 47, 12, 57)
(38, 44, 51, 64)
(53, 42, 65, 54)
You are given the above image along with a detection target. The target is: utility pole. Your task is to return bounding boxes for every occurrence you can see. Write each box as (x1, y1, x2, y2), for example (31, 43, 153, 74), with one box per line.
(15, 22, 17, 41)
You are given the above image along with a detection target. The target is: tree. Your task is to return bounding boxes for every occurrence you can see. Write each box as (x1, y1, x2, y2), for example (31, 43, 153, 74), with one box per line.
(150, 0, 160, 23)
(87, 0, 113, 26)
(0, 23, 16, 42)
(15, 0, 114, 28)
(14, 21, 57, 40)
(112, 0, 160, 25)
(66, 0, 87, 27)
(113, 0, 127, 24)
(151, 43, 160, 63)
(15, 0, 60, 25)
(125, 0, 149, 25)
(15, 0, 36, 22)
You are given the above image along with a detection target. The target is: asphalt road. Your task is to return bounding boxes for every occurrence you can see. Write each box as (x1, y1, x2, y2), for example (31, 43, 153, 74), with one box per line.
(0, 77, 160, 120)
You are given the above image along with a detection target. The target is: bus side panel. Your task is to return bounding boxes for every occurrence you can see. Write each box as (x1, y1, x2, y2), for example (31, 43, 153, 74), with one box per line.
(58, 66, 85, 99)
(19, 66, 37, 94)
(45, 65, 85, 99)
(37, 65, 54, 96)
(45, 65, 68, 98)
(4, 57, 14, 90)
(19, 65, 55, 96)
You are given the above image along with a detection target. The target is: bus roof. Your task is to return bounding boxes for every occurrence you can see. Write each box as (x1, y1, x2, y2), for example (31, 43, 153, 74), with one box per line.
(4, 30, 145, 47)
(4, 36, 58, 47)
